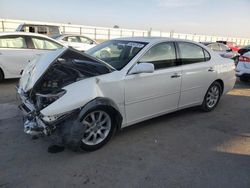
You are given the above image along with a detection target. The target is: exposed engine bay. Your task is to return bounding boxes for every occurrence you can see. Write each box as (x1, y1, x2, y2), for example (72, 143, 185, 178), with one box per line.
(28, 50, 112, 110)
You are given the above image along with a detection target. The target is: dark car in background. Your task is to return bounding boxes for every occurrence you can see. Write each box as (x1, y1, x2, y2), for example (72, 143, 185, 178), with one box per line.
(238, 45, 250, 55)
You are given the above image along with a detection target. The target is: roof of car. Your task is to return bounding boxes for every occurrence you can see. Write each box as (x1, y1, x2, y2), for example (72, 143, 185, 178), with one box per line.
(0, 32, 66, 47)
(113, 37, 196, 44)
(0, 32, 53, 38)
(54, 34, 92, 38)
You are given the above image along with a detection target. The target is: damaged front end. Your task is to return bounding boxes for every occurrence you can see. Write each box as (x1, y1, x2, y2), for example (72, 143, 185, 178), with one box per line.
(17, 78, 79, 137)
(17, 47, 113, 138)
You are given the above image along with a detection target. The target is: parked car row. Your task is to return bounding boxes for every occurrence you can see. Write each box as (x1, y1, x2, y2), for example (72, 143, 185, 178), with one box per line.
(0, 32, 64, 81)
(200, 42, 239, 61)
(52, 34, 97, 51)
(0, 31, 249, 84)
(0, 32, 98, 81)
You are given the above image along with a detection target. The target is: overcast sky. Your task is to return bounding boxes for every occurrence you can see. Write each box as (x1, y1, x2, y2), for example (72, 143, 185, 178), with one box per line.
(0, 0, 249, 38)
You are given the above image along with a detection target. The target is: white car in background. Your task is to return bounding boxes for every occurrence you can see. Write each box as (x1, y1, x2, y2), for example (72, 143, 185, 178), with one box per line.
(0, 32, 64, 81)
(17, 37, 236, 151)
(52, 34, 97, 52)
(236, 52, 250, 82)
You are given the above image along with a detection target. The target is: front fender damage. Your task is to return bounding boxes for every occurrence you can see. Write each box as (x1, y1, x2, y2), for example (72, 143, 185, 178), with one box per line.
(21, 97, 123, 151)
(53, 97, 123, 151)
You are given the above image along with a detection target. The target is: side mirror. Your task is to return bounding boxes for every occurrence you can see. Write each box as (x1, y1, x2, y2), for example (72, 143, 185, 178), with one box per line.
(128, 63, 154, 75)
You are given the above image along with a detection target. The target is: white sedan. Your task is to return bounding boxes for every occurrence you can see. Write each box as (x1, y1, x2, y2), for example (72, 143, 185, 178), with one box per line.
(236, 52, 250, 82)
(52, 34, 97, 52)
(17, 37, 236, 151)
(0, 32, 64, 81)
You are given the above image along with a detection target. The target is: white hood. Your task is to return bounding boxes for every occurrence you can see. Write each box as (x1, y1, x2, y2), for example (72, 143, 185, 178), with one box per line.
(19, 47, 67, 92)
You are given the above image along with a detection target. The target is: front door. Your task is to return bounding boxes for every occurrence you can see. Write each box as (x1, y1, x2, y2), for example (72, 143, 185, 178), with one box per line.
(124, 42, 182, 125)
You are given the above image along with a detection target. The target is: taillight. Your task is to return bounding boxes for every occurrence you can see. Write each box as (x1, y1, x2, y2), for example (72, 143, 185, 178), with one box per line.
(239, 56, 250, 63)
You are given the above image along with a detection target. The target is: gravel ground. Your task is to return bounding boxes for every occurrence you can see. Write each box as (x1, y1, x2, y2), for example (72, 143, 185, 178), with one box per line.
(0, 79, 250, 188)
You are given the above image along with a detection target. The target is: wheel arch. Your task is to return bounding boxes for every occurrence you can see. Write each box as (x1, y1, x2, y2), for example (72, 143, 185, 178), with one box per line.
(78, 97, 123, 131)
(214, 79, 224, 94)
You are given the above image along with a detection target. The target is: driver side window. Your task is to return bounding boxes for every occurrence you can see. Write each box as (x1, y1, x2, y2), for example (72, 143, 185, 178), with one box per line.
(139, 42, 177, 70)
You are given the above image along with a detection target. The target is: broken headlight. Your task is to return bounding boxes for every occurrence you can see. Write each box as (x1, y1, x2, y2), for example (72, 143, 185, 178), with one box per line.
(35, 89, 66, 110)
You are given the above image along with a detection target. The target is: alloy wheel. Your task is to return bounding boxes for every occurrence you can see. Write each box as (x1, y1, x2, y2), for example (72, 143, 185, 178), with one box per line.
(81, 110, 111, 146)
(206, 85, 220, 108)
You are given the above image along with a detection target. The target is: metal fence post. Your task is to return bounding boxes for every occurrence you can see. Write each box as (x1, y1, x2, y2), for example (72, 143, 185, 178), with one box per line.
(94, 28, 97, 40)
(62, 26, 65, 34)
(148, 28, 152, 37)
(80, 27, 82, 35)
(108, 29, 111, 39)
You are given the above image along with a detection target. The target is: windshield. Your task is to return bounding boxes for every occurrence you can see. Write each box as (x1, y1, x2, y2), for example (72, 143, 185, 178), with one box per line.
(86, 40, 148, 70)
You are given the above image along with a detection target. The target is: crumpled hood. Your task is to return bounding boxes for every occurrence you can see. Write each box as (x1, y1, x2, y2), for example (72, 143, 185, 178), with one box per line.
(19, 48, 67, 92)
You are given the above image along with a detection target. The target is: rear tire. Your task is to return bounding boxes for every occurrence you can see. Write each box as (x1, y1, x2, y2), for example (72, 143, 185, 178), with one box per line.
(201, 81, 222, 112)
(240, 77, 249, 82)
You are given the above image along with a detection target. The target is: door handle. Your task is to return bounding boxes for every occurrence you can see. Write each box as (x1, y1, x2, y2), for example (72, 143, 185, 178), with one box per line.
(171, 73, 181, 78)
(208, 67, 215, 72)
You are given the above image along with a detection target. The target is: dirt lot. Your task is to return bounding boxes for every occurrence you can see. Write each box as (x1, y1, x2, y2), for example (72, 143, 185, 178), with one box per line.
(0, 79, 250, 188)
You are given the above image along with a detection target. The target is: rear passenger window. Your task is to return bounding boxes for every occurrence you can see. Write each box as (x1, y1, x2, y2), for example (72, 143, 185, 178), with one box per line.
(0, 36, 27, 48)
(207, 43, 220, 51)
(67, 36, 79, 43)
(31, 37, 62, 50)
(178, 42, 209, 64)
(79, 37, 93, 44)
(139, 42, 176, 70)
(219, 44, 230, 51)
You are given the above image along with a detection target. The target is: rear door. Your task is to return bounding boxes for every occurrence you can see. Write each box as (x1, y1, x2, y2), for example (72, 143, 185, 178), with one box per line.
(177, 42, 216, 108)
(0, 35, 34, 78)
(64, 36, 83, 50)
(78, 36, 96, 51)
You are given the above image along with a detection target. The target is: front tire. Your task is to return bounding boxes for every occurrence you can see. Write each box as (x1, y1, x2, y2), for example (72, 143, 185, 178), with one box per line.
(201, 81, 222, 112)
(80, 108, 116, 151)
